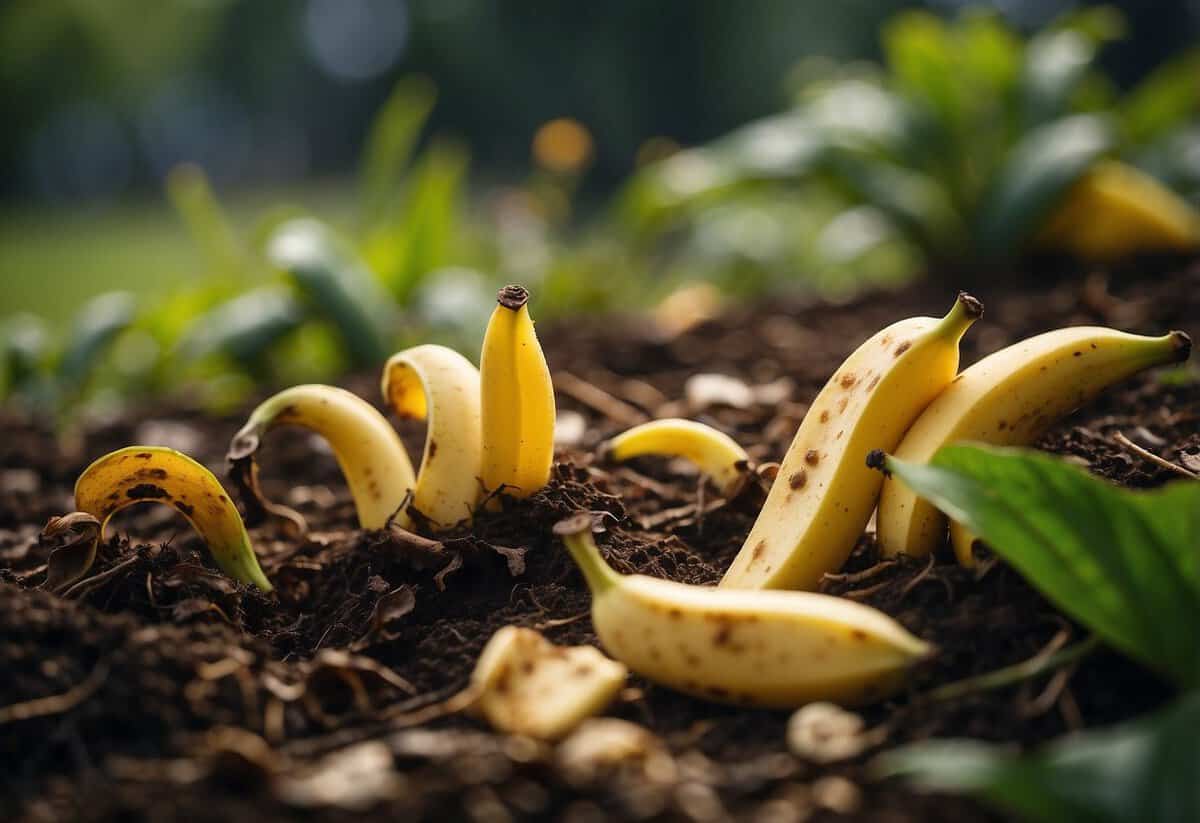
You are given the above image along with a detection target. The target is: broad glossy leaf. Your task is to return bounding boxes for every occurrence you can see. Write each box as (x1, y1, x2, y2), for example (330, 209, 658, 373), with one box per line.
(267, 218, 395, 367)
(975, 114, 1113, 257)
(881, 444, 1200, 687)
(877, 692, 1200, 823)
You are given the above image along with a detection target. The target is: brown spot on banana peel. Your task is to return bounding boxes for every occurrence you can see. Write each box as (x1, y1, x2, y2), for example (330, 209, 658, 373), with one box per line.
(839, 373, 857, 389)
(894, 341, 912, 357)
(788, 470, 808, 490)
(804, 450, 820, 466)
(819, 410, 831, 423)
(126, 483, 170, 500)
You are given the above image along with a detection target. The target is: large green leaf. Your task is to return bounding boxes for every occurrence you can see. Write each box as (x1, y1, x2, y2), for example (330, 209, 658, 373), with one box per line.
(974, 114, 1113, 257)
(877, 444, 1200, 687)
(358, 75, 437, 230)
(877, 691, 1200, 823)
(266, 219, 395, 367)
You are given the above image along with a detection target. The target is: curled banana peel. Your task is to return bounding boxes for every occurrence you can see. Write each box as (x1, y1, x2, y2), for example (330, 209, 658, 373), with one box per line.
(45, 446, 271, 592)
(381, 344, 483, 529)
(469, 626, 628, 740)
(480, 285, 556, 501)
(602, 418, 752, 498)
(1037, 160, 1200, 260)
(877, 327, 1192, 564)
(722, 293, 982, 591)
(227, 384, 417, 532)
(555, 514, 931, 708)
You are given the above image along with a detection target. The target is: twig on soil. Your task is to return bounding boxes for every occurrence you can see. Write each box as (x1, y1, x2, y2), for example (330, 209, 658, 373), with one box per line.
(820, 559, 900, 588)
(1112, 431, 1199, 479)
(531, 611, 589, 630)
(0, 660, 110, 724)
(60, 552, 141, 600)
(924, 634, 1101, 703)
(555, 371, 648, 427)
(898, 554, 938, 601)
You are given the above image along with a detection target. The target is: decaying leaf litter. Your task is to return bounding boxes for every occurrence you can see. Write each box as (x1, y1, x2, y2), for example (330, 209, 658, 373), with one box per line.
(2, 258, 1198, 822)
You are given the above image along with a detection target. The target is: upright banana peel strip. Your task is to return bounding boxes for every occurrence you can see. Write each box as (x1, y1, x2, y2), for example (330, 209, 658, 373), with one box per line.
(479, 285, 556, 500)
(227, 384, 417, 531)
(722, 293, 983, 591)
(45, 446, 271, 592)
(878, 327, 1192, 564)
(382, 343, 483, 529)
(555, 514, 930, 708)
(602, 418, 753, 498)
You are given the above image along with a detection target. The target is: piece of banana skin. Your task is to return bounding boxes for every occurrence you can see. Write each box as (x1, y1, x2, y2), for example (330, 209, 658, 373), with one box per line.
(555, 514, 931, 709)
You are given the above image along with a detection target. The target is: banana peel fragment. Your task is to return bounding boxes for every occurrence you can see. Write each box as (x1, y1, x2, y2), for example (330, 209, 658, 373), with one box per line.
(381, 344, 484, 529)
(470, 626, 628, 740)
(227, 384, 417, 532)
(46, 446, 271, 592)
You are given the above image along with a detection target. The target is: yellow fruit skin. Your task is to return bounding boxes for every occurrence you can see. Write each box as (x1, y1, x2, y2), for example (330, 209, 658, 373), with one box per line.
(74, 446, 271, 591)
(1038, 160, 1200, 260)
(470, 626, 627, 740)
(721, 294, 981, 591)
(480, 286, 556, 499)
(592, 575, 928, 708)
(877, 327, 1191, 560)
(231, 384, 416, 530)
(382, 344, 483, 529)
(556, 518, 928, 709)
(605, 418, 751, 496)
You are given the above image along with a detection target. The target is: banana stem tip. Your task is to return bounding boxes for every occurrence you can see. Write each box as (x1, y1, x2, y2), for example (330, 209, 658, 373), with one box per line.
(1169, 330, 1192, 362)
(955, 292, 984, 320)
(497, 284, 530, 310)
(865, 449, 891, 476)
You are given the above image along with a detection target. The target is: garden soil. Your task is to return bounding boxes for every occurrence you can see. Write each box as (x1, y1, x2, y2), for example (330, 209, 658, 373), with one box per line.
(2, 259, 1198, 822)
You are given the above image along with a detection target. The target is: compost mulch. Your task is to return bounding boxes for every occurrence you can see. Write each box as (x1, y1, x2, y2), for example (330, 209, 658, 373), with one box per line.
(3, 258, 1198, 822)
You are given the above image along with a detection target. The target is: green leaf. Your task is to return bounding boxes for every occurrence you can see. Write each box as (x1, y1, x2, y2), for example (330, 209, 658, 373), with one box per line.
(266, 218, 395, 367)
(177, 286, 305, 364)
(57, 291, 137, 388)
(358, 75, 437, 230)
(1120, 49, 1200, 146)
(879, 444, 1200, 687)
(166, 164, 245, 277)
(974, 114, 1113, 257)
(1020, 29, 1099, 127)
(877, 691, 1200, 823)
(365, 138, 470, 302)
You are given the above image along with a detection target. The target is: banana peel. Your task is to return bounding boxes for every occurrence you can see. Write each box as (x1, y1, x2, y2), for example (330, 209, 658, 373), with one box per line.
(1037, 160, 1200, 260)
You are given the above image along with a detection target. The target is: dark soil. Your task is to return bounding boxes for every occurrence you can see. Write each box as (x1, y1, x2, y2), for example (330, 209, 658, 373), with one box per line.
(2, 260, 1198, 822)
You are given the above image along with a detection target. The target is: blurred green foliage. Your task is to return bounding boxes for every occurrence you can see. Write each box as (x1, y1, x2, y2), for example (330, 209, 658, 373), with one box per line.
(620, 6, 1199, 283)
(2, 6, 1198, 420)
